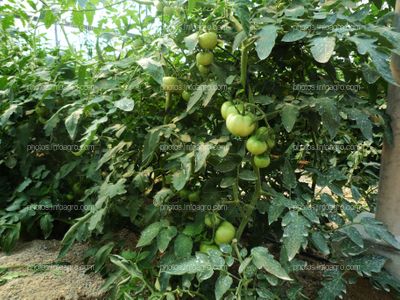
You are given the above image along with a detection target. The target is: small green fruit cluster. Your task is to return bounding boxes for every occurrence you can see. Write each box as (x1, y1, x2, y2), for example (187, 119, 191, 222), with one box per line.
(247, 127, 276, 168)
(196, 32, 218, 75)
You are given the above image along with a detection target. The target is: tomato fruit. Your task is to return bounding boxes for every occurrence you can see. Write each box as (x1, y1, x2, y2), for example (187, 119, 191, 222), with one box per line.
(266, 138, 275, 149)
(221, 101, 244, 119)
(188, 191, 200, 202)
(178, 189, 190, 199)
(182, 90, 191, 101)
(199, 242, 219, 253)
(196, 52, 213, 66)
(204, 212, 220, 228)
(246, 136, 268, 155)
(220, 101, 233, 119)
(163, 6, 174, 16)
(66, 193, 74, 201)
(197, 64, 210, 75)
(162, 76, 179, 92)
(155, 1, 163, 12)
(254, 155, 270, 168)
(35, 105, 48, 117)
(226, 113, 256, 137)
(198, 32, 218, 50)
(214, 221, 236, 245)
(72, 182, 81, 194)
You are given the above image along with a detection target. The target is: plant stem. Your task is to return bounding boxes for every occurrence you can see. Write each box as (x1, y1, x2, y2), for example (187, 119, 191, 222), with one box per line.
(236, 162, 261, 240)
(163, 91, 171, 124)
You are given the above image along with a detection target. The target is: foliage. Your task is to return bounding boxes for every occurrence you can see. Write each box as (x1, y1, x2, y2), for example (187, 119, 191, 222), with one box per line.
(1, 0, 400, 299)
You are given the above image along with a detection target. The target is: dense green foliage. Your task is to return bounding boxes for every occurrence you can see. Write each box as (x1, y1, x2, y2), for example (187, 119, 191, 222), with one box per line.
(1, 0, 400, 299)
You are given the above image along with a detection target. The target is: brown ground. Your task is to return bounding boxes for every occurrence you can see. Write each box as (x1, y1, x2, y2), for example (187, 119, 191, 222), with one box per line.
(0, 240, 106, 300)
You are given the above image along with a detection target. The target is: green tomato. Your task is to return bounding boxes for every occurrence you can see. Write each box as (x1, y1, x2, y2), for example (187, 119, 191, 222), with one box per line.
(226, 113, 256, 137)
(199, 242, 219, 254)
(197, 64, 210, 75)
(266, 138, 275, 149)
(178, 189, 190, 199)
(255, 126, 269, 141)
(198, 32, 218, 50)
(214, 221, 236, 245)
(204, 213, 221, 228)
(72, 182, 81, 194)
(163, 6, 174, 16)
(66, 193, 74, 201)
(162, 76, 179, 92)
(221, 101, 244, 120)
(246, 136, 268, 155)
(220, 101, 233, 119)
(188, 191, 200, 202)
(254, 155, 270, 168)
(35, 105, 48, 117)
(182, 90, 191, 101)
(196, 52, 213, 66)
(156, 1, 163, 12)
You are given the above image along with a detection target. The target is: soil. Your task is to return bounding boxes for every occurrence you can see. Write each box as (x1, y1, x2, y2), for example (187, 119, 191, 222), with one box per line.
(0, 240, 107, 300)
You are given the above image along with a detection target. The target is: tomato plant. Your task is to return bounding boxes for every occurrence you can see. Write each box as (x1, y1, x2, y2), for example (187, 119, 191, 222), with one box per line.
(1, 0, 400, 299)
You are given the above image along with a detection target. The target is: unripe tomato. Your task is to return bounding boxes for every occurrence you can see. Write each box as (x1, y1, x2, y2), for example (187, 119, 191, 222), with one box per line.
(196, 52, 213, 66)
(35, 105, 48, 117)
(72, 182, 81, 195)
(246, 136, 268, 155)
(182, 90, 191, 101)
(266, 138, 275, 149)
(66, 193, 74, 201)
(221, 101, 244, 119)
(220, 101, 233, 119)
(254, 155, 270, 168)
(188, 191, 200, 202)
(226, 113, 256, 137)
(214, 221, 236, 245)
(155, 1, 163, 12)
(178, 189, 190, 199)
(198, 32, 218, 50)
(163, 6, 174, 16)
(197, 64, 210, 75)
(255, 126, 269, 141)
(204, 212, 220, 228)
(199, 242, 219, 253)
(162, 76, 179, 92)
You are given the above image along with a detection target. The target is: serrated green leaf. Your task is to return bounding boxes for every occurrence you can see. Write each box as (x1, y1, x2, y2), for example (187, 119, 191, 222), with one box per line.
(215, 274, 233, 300)
(310, 37, 336, 63)
(251, 246, 292, 280)
(256, 25, 278, 60)
(137, 221, 164, 248)
(281, 103, 299, 132)
(282, 211, 310, 261)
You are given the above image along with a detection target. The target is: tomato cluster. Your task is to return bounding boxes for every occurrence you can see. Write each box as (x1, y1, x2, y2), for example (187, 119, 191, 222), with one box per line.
(196, 32, 218, 75)
(221, 102, 276, 168)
